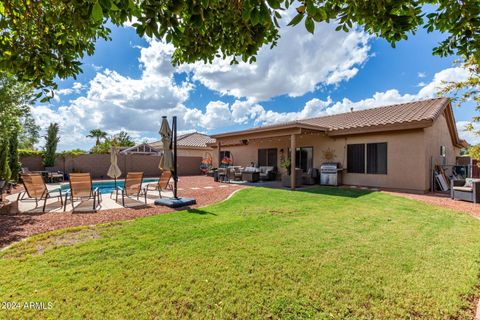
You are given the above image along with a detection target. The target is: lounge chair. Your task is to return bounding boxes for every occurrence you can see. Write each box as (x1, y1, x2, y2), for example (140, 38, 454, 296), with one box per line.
(64, 173, 102, 212)
(145, 171, 173, 198)
(115, 172, 147, 206)
(18, 173, 64, 212)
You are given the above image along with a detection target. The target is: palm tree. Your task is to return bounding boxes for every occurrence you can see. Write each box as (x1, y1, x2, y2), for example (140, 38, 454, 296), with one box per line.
(86, 129, 108, 145)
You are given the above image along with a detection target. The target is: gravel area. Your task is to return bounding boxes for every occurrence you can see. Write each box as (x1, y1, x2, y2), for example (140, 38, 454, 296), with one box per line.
(384, 191, 480, 219)
(0, 176, 243, 249)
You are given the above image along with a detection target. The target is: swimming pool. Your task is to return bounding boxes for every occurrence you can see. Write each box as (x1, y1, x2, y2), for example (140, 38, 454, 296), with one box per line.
(60, 178, 159, 194)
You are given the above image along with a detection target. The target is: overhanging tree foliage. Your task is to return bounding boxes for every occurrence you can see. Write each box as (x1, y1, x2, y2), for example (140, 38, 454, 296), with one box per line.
(43, 123, 60, 167)
(1, 0, 479, 94)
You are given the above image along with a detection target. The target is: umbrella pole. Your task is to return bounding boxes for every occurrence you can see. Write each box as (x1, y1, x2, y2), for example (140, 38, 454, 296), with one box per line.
(114, 176, 117, 189)
(173, 116, 178, 199)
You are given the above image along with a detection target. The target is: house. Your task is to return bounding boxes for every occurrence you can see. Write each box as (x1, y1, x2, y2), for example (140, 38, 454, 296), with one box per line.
(210, 98, 468, 193)
(120, 143, 161, 155)
(124, 132, 215, 159)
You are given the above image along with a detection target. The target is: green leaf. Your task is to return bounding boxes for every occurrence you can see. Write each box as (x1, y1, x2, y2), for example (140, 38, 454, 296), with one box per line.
(288, 13, 304, 26)
(267, 0, 281, 9)
(91, 1, 103, 22)
(305, 16, 314, 34)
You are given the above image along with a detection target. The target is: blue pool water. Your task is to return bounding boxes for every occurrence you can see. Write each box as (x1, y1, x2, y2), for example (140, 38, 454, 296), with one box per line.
(60, 178, 159, 194)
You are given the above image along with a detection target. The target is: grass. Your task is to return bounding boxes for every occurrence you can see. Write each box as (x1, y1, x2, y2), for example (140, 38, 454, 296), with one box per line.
(1, 187, 480, 319)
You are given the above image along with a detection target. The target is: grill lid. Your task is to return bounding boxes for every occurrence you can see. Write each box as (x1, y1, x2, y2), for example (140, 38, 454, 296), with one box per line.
(320, 162, 342, 172)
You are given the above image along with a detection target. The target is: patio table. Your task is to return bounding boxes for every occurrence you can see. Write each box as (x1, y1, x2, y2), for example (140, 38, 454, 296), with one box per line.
(242, 171, 260, 182)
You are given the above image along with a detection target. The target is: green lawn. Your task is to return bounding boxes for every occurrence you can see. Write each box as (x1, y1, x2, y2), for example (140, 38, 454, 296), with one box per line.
(1, 187, 480, 319)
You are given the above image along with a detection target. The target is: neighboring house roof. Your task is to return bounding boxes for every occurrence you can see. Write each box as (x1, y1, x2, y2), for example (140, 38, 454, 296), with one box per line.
(212, 98, 467, 148)
(120, 143, 161, 154)
(150, 132, 214, 149)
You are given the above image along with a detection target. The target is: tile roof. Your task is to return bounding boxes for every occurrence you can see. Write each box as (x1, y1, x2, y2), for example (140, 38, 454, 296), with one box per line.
(213, 97, 451, 137)
(150, 132, 214, 149)
(298, 97, 449, 132)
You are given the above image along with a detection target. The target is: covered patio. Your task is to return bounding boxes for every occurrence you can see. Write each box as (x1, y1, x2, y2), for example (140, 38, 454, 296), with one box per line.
(212, 123, 328, 190)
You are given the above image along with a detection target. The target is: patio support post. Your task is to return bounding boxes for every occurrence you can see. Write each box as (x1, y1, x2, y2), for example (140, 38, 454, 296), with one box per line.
(217, 142, 221, 168)
(290, 134, 296, 191)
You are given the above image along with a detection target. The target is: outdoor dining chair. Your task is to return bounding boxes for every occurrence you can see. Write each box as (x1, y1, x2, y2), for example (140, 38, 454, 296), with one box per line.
(18, 173, 64, 212)
(145, 170, 172, 198)
(115, 172, 147, 206)
(64, 173, 102, 212)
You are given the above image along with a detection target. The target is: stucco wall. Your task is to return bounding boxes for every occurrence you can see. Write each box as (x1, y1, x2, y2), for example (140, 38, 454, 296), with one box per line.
(423, 112, 461, 189)
(217, 128, 429, 192)
(20, 154, 202, 178)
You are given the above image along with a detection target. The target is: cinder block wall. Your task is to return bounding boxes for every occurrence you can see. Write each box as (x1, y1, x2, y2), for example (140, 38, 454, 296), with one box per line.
(20, 155, 202, 178)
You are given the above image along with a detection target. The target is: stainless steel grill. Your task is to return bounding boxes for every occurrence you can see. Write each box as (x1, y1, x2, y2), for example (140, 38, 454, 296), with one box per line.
(320, 162, 342, 186)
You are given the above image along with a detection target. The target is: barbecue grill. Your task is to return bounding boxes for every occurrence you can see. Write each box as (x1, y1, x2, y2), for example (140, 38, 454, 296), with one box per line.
(320, 162, 343, 186)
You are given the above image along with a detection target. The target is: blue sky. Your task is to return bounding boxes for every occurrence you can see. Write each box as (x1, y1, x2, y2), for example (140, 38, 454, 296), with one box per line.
(32, 17, 475, 151)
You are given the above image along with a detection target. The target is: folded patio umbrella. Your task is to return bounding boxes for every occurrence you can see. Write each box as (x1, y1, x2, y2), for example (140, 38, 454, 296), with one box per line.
(107, 146, 122, 188)
(159, 117, 174, 172)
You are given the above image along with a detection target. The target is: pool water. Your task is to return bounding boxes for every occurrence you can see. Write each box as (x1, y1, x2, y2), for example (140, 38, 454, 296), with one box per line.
(60, 178, 159, 194)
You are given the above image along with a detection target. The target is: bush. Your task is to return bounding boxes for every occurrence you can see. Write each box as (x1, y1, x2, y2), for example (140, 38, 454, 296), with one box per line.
(18, 149, 44, 157)
(58, 149, 87, 157)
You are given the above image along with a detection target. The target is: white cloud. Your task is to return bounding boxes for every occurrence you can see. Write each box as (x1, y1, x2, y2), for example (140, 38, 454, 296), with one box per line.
(182, 15, 370, 101)
(226, 67, 472, 128)
(32, 40, 195, 151)
(417, 67, 469, 98)
(456, 121, 480, 145)
(418, 72, 426, 78)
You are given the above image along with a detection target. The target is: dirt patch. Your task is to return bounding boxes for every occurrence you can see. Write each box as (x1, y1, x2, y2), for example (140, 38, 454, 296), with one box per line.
(2, 227, 101, 259)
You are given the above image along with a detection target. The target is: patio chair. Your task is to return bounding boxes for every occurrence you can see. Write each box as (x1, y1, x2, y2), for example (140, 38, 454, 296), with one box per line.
(145, 171, 173, 197)
(116, 172, 146, 206)
(451, 178, 480, 203)
(228, 166, 243, 181)
(302, 168, 319, 185)
(21, 167, 31, 174)
(18, 173, 64, 212)
(258, 166, 276, 181)
(64, 173, 102, 212)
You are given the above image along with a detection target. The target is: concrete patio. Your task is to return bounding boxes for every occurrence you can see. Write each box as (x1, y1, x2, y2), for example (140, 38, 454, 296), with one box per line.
(4, 177, 238, 214)
(6, 181, 174, 213)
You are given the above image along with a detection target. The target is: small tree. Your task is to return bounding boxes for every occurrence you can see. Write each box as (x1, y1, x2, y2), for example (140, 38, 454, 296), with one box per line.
(18, 114, 41, 149)
(0, 138, 11, 182)
(43, 123, 60, 167)
(8, 132, 20, 182)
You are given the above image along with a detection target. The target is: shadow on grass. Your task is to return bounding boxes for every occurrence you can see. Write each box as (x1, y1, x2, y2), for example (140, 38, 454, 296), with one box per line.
(186, 208, 218, 216)
(299, 186, 373, 198)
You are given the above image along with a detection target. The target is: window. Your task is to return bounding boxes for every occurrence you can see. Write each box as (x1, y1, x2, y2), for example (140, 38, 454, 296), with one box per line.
(296, 147, 313, 172)
(347, 144, 365, 173)
(220, 151, 231, 159)
(258, 148, 277, 167)
(367, 143, 387, 174)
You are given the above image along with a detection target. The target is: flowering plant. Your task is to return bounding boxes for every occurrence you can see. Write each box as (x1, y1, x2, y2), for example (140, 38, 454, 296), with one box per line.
(221, 156, 233, 166)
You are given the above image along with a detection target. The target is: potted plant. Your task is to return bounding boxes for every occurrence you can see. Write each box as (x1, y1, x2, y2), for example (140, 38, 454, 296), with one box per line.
(280, 158, 291, 176)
